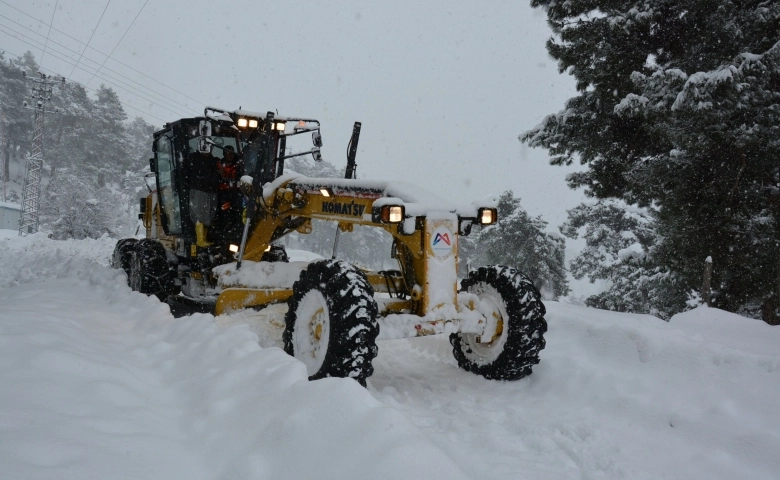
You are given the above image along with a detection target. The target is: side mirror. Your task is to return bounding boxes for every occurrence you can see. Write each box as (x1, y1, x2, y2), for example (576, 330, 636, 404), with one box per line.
(149, 157, 156, 172)
(198, 120, 212, 137)
(198, 137, 212, 153)
(197, 120, 213, 153)
(312, 148, 322, 162)
(312, 130, 323, 148)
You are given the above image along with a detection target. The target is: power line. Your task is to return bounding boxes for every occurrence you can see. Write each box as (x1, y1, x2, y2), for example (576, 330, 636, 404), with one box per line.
(0, 0, 206, 108)
(68, 0, 111, 79)
(38, 0, 57, 66)
(0, 27, 193, 119)
(0, 28, 192, 119)
(0, 22, 194, 117)
(0, 13, 198, 115)
(84, 0, 148, 88)
(0, 48, 168, 123)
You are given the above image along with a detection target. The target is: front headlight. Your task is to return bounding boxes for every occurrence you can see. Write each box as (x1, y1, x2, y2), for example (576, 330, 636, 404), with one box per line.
(478, 207, 497, 225)
(379, 205, 404, 223)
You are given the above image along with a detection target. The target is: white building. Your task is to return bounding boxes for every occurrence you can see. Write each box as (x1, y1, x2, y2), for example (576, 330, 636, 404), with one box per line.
(0, 201, 21, 231)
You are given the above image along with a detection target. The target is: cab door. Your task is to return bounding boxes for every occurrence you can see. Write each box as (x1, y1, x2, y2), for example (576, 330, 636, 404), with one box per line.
(154, 133, 183, 235)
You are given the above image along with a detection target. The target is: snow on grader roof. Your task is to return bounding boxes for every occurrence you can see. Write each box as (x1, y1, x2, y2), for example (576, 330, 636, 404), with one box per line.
(116, 106, 544, 387)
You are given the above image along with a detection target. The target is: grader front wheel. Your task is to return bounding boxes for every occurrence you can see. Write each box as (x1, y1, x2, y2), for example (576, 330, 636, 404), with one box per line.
(111, 238, 138, 277)
(283, 260, 380, 386)
(450, 265, 547, 380)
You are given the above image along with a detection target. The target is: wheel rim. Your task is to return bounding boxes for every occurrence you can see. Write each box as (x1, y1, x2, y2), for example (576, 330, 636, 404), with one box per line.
(463, 283, 510, 364)
(292, 290, 331, 376)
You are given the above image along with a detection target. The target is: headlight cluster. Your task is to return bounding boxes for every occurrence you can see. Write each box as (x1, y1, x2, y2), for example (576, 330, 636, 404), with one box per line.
(236, 118, 260, 129)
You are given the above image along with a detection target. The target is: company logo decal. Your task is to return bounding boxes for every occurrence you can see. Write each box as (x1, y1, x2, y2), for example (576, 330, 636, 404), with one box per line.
(433, 232, 451, 246)
(321, 201, 366, 218)
(430, 226, 454, 258)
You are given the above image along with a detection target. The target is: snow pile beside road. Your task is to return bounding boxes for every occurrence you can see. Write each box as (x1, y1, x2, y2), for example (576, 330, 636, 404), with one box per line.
(0, 231, 117, 288)
(0, 233, 467, 480)
(2, 232, 779, 480)
(370, 303, 780, 479)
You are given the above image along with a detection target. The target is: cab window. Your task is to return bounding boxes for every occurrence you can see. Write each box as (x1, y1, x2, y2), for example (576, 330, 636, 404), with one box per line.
(156, 135, 182, 235)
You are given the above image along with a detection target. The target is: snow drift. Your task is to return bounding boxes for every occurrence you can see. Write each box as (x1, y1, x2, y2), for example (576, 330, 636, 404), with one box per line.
(1, 231, 779, 479)
(0, 232, 466, 480)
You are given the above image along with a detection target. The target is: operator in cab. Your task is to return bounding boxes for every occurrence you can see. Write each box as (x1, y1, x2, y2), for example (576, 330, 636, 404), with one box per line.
(188, 148, 219, 247)
(212, 144, 244, 242)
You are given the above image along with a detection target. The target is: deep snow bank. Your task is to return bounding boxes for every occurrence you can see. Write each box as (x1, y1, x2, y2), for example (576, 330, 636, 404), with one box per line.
(0, 231, 466, 480)
(369, 302, 780, 480)
(3, 231, 779, 480)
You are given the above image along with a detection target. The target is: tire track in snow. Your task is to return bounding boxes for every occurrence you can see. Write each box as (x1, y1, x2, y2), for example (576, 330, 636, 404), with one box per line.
(367, 336, 626, 480)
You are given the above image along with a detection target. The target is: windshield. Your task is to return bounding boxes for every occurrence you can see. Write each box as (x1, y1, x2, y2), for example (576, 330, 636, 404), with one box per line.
(187, 136, 239, 159)
(242, 142, 260, 176)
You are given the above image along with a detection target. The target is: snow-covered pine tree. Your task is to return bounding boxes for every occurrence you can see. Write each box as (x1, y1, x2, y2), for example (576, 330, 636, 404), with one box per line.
(48, 82, 95, 180)
(41, 171, 125, 240)
(0, 53, 33, 186)
(525, 0, 780, 321)
(561, 200, 687, 320)
(0, 51, 157, 237)
(475, 191, 569, 300)
(88, 85, 133, 185)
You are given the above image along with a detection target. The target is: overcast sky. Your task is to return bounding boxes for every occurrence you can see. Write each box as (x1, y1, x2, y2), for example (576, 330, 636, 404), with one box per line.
(1, 0, 588, 229)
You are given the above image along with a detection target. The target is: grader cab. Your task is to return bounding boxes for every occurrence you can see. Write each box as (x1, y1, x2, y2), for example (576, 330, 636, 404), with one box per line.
(112, 107, 547, 386)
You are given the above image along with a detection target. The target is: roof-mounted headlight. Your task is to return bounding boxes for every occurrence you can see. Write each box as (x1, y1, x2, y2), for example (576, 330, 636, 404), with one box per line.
(248, 119, 258, 128)
(478, 207, 497, 225)
(237, 118, 248, 128)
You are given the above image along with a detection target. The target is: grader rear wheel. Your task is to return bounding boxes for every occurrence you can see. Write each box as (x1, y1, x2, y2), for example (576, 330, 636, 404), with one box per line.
(283, 259, 379, 386)
(128, 239, 178, 301)
(450, 265, 547, 380)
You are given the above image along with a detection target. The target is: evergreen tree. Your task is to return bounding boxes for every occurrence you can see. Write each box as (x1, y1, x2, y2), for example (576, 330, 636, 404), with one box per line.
(525, 0, 780, 321)
(0, 51, 157, 238)
(476, 191, 569, 300)
(561, 200, 687, 319)
(126, 116, 157, 171)
(40, 171, 125, 240)
(88, 85, 133, 184)
(48, 82, 95, 180)
(0, 53, 33, 184)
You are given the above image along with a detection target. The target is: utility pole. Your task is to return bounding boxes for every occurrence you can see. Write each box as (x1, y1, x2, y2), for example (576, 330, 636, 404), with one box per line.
(18, 72, 63, 236)
(0, 102, 6, 202)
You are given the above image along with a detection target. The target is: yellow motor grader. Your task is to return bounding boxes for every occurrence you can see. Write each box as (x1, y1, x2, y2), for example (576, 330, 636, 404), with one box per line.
(112, 107, 547, 385)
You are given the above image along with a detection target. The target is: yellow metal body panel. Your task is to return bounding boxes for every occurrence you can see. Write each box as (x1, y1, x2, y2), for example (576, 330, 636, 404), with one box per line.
(144, 177, 465, 323)
(215, 288, 293, 316)
(234, 179, 448, 318)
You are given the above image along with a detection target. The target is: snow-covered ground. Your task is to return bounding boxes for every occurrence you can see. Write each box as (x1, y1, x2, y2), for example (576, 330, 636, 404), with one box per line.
(1, 231, 779, 479)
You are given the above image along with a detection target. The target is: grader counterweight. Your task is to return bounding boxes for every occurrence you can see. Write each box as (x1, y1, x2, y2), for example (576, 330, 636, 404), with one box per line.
(112, 107, 547, 386)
